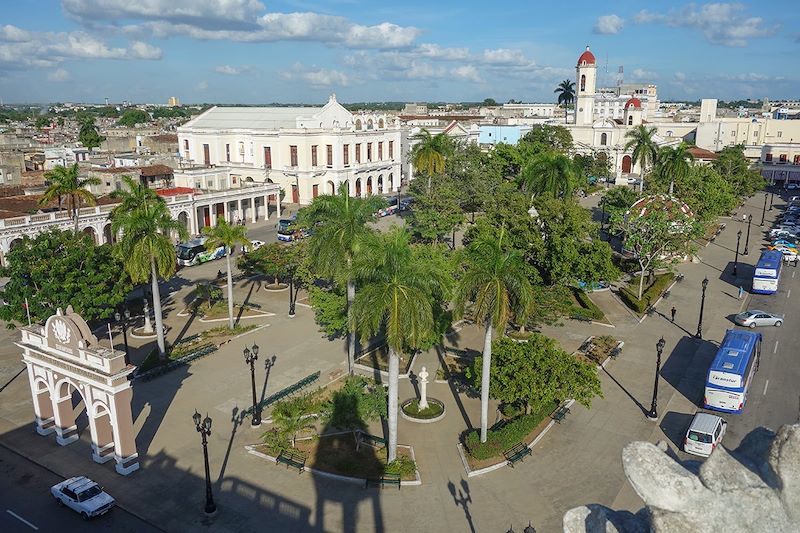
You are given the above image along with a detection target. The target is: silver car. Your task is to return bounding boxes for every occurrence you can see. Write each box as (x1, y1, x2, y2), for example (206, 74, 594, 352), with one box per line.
(734, 310, 784, 328)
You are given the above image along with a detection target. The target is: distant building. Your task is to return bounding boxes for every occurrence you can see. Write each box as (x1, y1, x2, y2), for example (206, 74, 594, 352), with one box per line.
(167, 96, 180, 107)
(177, 94, 402, 204)
(478, 124, 531, 147)
(759, 143, 800, 186)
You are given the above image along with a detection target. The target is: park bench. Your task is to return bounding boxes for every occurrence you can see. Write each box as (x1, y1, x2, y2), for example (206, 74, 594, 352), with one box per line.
(503, 443, 531, 467)
(276, 450, 307, 473)
(365, 473, 400, 490)
(489, 419, 509, 432)
(552, 405, 571, 423)
(356, 432, 386, 450)
(610, 343, 624, 359)
(173, 334, 200, 347)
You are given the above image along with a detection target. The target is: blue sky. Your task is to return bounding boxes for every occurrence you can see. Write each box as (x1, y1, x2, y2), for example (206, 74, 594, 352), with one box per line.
(0, 0, 797, 104)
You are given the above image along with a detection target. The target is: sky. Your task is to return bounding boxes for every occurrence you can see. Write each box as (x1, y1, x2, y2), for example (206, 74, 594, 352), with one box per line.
(0, 0, 797, 105)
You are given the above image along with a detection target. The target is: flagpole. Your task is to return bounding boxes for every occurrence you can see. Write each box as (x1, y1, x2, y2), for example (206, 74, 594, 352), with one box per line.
(24, 297, 31, 327)
(107, 322, 114, 350)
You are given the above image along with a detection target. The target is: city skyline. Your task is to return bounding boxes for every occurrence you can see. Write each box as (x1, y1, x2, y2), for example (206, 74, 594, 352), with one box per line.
(0, 0, 798, 104)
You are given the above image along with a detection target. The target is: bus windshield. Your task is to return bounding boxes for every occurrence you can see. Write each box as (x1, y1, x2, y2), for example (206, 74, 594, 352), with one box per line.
(177, 245, 201, 260)
(277, 219, 294, 234)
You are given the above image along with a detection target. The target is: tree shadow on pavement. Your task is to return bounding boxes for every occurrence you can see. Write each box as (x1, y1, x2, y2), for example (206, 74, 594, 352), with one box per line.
(435, 345, 473, 430)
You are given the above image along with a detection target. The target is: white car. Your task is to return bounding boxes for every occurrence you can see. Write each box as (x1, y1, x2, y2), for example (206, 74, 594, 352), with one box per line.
(243, 240, 265, 253)
(684, 413, 727, 457)
(51, 477, 115, 520)
(775, 247, 799, 262)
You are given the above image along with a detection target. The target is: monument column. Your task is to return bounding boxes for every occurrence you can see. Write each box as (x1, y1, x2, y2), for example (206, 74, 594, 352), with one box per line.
(109, 388, 139, 475)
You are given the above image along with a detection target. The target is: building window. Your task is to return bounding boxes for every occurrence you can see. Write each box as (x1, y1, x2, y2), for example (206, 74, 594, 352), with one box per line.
(238, 142, 245, 158)
(356, 144, 361, 164)
(203, 144, 210, 166)
(389, 141, 394, 159)
(627, 116, 633, 126)
(226, 144, 230, 162)
(355, 119, 362, 131)
(778, 131, 783, 138)
(378, 142, 383, 160)
(313, 184, 319, 198)
(264, 147, 272, 169)
(367, 143, 372, 162)
(765, 153, 773, 162)
(600, 133, 607, 146)
(343, 144, 349, 166)
(580, 74, 586, 92)
(290, 145, 298, 167)
(311, 145, 318, 167)
(794, 155, 800, 165)
(780, 154, 788, 163)
(326, 144, 333, 167)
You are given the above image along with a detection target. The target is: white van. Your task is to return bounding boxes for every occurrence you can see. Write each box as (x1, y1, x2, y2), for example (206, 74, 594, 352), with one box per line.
(684, 412, 727, 457)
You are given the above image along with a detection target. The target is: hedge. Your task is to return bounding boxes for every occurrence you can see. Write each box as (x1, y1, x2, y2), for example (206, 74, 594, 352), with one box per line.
(464, 402, 554, 460)
(618, 272, 675, 314)
(570, 288, 604, 321)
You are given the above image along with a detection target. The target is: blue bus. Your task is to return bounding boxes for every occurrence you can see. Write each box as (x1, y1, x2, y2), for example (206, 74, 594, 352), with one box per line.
(752, 249, 783, 294)
(704, 329, 761, 414)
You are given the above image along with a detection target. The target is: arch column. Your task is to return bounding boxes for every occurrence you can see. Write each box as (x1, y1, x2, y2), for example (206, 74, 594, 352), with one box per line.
(26, 366, 55, 435)
(275, 194, 281, 218)
(108, 388, 139, 475)
(53, 382, 79, 446)
(91, 410, 115, 464)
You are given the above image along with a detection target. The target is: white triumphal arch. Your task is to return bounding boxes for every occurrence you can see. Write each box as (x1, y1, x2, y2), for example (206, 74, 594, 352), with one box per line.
(17, 306, 139, 475)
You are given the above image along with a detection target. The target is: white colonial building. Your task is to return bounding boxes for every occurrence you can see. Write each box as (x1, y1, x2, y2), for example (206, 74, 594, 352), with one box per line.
(177, 95, 402, 204)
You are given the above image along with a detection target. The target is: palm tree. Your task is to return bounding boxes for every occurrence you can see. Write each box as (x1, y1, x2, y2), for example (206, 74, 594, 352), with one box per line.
(270, 396, 316, 448)
(454, 232, 533, 443)
(351, 228, 442, 461)
(202, 219, 250, 329)
(410, 129, 449, 192)
(554, 79, 576, 124)
(111, 176, 188, 357)
(624, 125, 659, 177)
(519, 150, 578, 199)
(656, 143, 695, 195)
(40, 163, 100, 234)
(301, 182, 385, 375)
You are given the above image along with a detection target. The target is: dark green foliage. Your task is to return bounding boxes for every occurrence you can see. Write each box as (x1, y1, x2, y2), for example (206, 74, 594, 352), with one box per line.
(618, 272, 675, 314)
(464, 405, 552, 460)
(712, 145, 767, 198)
(383, 456, 416, 477)
(571, 288, 604, 321)
(320, 376, 387, 430)
(152, 107, 190, 119)
(78, 116, 104, 150)
(308, 286, 347, 339)
(238, 242, 293, 284)
(117, 109, 151, 127)
(521, 124, 573, 153)
(0, 230, 132, 326)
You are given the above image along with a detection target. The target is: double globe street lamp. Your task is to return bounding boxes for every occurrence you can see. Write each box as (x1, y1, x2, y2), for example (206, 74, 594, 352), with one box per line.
(192, 411, 216, 516)
(243, 343, 261, 427)
(646, 337, 666, 421)
(743, 214, 752, 256)
(696, 277, 709, 339)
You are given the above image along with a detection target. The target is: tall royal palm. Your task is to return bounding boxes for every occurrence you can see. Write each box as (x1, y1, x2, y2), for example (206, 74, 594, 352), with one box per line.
(351, 227, 441, 461)
(519, 150, 578, 199)
(554, 79, 575, 124)
(656, 143, 695, 195)
(454, 233, 533, 442)
(624, 125, 659, 177)
(40, 163, 100, 234)
(301, 182, 385, 374)
(111, 176, 188, 357)
(202, 219, 251, 329)
(410, 128, 449, 192)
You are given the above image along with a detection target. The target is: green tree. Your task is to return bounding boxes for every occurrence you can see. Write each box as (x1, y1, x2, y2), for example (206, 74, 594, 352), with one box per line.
(521, 124, 573, 153)
(0, 230, 132, 325)
(467, 336, 602, 411)
(410, 129, 451, 192)
(483, 98, 498, 106)
(454, 232, 533, 442)
(602, 186, 639, 213)
(408, 174, 464, 246)
(519, 150, 578, 199)
(554, 79, 575, 124)
(117, 109, 151, 127)
(238, 242, 292, 285)
(78, 116, 104, 150)
(40, 163, 100, 234)
(651, 143, 694, 195)
(573, 151, 612, 182)
(202, 219, 251, 329)
(271, 396, 316, 448)
(111, 176, 188, 356)
(193, 283, 222, 313)
(308, 286, 347, 338)
(351, 227, 443, 460)
(300, 182, 386, 375)
(489, 143, 524, 179)
(613, 198, 699, 300)
(321, 375, 387, 429)
(34, 116, 49, 130)
(713, 145, 766, 197)
(624, 125, 659, 176)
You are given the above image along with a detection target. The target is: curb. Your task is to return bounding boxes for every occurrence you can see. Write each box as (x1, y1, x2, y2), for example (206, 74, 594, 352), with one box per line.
(638, 278, 679, 324)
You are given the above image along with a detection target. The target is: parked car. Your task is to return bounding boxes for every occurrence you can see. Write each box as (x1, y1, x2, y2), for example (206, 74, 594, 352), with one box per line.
(772, 239, 800, 248)
(398, 198, 414, 211)
(242, 240, 265, 253)
(788, 183, 799, 190)
(684, 413, 727, 457)
(775, 247, 798, 262)
(51, 477, 115, 520)
(734, 309, 784, 328)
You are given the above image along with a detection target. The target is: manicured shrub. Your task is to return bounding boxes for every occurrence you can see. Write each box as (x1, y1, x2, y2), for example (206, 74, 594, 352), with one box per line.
(383, 456, 416, 478)
(464, 403, 553, 460)
(618, 272, 675, 314)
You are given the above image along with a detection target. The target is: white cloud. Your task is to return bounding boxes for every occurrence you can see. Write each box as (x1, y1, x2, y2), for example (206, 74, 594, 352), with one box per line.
(48, 68, 71, 82)
(0, 25, 162, 70)
(480, 48, 531, 66)
(414, 43, 470, 61)
(630, 68, 657, 80)
(196, 80, 208, 91)
(282, 64, 349, 86)
(633, 4, 777, 46)
(215, 65, 244, 75)
(674, 71, 686, 81)
(451, 65, 481, 82)
(594, 15, 624, 35)
(63, 0, 266, 25)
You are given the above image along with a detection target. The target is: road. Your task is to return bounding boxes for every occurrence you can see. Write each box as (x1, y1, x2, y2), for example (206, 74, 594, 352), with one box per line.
(724, 200, 800, 447)
(0, 445, 160, 533)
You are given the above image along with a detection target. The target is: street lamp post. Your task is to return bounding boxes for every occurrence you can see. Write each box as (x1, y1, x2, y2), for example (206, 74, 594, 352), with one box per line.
(114, 308, 131, 365)
(770, 192, 775, 211)
(761, 192, 768, 226)
(192, 411, 216, 516)
(696, 277, 709, 339)
(733, 229, 742, 276)
(646, 337, 666, 421)
(743, 214, 752, 256)
(244, 344, 261, 427)
(288, 271, 296, 318)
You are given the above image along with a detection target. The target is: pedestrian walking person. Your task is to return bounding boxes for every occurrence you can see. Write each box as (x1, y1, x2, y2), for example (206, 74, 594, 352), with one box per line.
(742, 213, 747, 222)
(738, 286, 745, 299)
(670, 306, 676, 322)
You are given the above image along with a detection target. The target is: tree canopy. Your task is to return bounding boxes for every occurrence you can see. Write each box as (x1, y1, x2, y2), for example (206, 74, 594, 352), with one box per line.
(78, 116, 105, 150)
(117, 109, 151, 127)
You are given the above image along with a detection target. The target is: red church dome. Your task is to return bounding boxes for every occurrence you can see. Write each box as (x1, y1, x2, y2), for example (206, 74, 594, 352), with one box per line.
(624, 97, 642, 109)
(577, 46, 596, 67)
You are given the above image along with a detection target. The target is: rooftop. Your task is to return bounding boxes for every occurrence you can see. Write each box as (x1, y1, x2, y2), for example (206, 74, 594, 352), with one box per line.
(182, 106, 322, 130)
